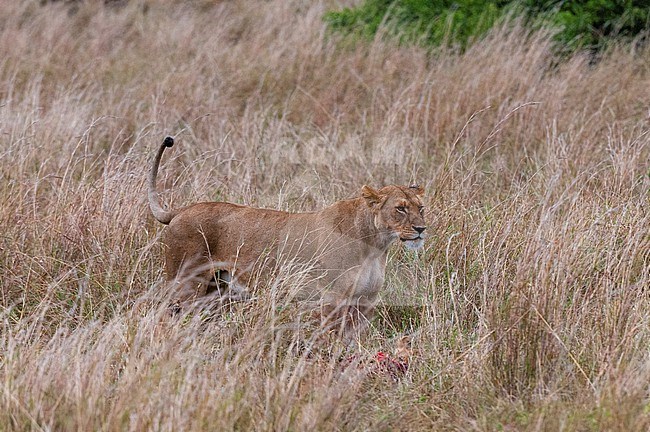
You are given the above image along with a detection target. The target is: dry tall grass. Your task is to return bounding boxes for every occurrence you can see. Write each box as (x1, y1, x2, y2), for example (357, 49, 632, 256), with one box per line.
(1, 0, 649, 430)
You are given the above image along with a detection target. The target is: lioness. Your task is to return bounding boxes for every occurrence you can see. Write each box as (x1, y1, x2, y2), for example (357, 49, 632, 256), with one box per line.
(149, 136, 426, 325)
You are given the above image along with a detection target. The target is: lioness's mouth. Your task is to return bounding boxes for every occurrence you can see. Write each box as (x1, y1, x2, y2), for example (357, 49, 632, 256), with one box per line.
(400, 236, 423, 242)
(400, 235, 425, 250)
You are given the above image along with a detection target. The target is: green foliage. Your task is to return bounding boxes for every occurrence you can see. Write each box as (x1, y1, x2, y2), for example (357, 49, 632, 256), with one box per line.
(324, 0, 650, 51)
(530, 0, 650, 50)
(324, 0, 512, 49)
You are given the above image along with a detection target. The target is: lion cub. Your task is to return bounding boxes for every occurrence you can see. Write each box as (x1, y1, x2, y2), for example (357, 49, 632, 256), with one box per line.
(149, 137, 426, 326)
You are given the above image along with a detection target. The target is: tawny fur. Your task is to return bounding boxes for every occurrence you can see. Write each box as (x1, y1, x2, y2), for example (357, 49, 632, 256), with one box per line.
(148, 137, 427, 317)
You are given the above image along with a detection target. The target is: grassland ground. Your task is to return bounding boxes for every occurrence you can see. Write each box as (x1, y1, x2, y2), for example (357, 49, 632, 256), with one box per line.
(0, 1, 649, 430)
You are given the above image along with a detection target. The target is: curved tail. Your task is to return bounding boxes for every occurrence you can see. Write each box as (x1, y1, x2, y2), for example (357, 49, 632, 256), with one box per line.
(148, 136, 177, 225)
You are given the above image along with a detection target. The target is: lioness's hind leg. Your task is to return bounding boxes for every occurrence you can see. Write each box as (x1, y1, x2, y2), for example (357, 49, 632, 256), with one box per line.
(169, 259, 215, 311)
(208, 270, 250, 301)
(206, 269, 230, 296)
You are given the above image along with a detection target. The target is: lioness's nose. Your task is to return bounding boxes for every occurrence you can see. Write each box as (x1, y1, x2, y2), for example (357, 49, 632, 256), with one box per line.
(413, 226, 426, 234)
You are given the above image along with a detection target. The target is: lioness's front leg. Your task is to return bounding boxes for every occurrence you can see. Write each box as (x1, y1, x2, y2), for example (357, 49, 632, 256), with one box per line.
(318, 292, 377, 341)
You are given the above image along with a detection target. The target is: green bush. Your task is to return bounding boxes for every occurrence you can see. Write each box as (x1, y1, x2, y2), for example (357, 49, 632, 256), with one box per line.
(324, 0, 513, 49)
(324, 0, 650, 51)
(531, 0, 650, 51)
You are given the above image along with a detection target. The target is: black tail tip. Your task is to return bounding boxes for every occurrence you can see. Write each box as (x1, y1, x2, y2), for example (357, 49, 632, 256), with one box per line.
(163, 136, 174, 148)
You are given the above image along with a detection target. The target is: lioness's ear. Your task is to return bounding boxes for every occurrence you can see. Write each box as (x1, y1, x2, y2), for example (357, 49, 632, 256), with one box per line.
(361, 185, 382, 207)
(409, 184, 425, 196)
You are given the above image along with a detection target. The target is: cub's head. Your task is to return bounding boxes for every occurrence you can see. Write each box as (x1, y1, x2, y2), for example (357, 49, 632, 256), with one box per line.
(361, 184, 427, 250)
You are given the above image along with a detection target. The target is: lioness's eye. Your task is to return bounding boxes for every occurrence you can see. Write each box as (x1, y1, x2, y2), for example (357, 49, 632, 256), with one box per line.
(396, 206, 406, 213)
(419, 206, 425, 215)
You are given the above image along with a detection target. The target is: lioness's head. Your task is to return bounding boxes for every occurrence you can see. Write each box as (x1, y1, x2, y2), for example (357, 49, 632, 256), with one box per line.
(361, 184, 427, 250)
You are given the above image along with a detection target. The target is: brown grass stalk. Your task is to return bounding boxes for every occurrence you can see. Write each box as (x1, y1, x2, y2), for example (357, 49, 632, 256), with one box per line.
(0, 0, 648, 430)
